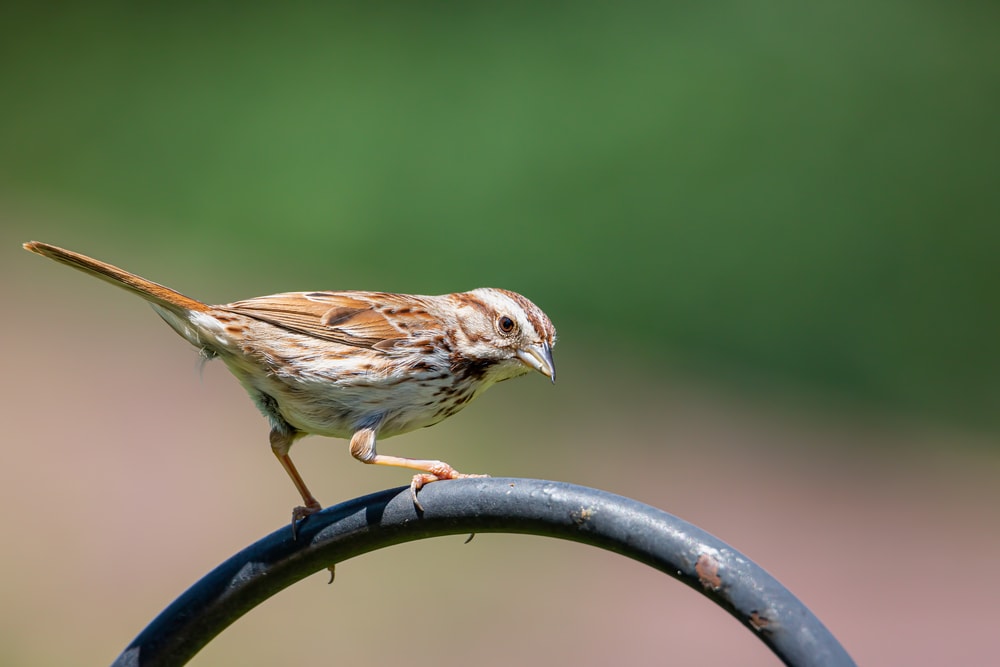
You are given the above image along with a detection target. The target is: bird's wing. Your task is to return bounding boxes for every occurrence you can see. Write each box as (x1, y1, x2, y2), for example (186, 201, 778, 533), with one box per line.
(221, 291, 438, 350)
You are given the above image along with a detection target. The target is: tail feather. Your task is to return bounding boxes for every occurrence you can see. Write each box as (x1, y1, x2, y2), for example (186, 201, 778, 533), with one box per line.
(23, 241, 208, 313)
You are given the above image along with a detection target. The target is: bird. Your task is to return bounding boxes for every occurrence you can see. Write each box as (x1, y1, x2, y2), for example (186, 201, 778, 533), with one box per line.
(22, 241, 556, 534)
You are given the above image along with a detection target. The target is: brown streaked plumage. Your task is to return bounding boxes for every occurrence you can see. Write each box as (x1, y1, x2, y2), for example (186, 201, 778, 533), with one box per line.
(22, 241, 556, 534)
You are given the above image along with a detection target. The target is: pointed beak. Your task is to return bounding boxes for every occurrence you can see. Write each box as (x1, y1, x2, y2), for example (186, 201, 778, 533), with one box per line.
(516, 342, 556, 382)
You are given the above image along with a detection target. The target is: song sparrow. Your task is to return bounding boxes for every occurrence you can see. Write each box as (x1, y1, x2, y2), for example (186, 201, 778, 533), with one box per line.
(23, 241, 556, 533)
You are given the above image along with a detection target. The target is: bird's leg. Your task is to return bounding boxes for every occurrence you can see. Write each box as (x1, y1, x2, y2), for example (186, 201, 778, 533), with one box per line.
(270, 427, 321, 539)
(349, 427, 487, 511)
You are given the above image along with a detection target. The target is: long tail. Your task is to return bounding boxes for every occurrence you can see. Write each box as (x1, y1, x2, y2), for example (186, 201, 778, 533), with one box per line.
(23, 241, 209, 313)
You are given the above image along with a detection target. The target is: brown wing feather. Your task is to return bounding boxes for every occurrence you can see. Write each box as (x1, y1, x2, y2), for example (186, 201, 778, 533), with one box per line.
(222, 291, 437, 350)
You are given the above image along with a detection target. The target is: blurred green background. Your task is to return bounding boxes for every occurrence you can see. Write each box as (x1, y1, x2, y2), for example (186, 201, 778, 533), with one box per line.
(3, 2, 999, 666)
(3, 0, 997, 428)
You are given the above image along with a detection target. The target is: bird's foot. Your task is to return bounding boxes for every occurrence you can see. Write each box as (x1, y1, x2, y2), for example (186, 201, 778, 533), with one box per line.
(409, 468, 489, 512)
(290, 501, 322, 540)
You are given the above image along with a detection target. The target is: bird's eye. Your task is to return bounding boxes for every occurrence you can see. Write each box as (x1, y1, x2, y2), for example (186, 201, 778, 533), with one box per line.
(497, 315, 516, 335)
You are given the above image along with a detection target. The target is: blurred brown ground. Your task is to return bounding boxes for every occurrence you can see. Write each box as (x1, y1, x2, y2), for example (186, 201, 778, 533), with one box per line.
(3, 221, 998, 666)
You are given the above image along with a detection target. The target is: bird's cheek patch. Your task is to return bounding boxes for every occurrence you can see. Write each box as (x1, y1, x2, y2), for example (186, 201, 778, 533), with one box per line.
(455, 305, 491, 344)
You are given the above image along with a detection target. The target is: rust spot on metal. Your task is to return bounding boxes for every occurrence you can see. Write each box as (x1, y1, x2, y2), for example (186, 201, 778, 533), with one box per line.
(570, 506, 596, 526)
(696, 553, 722, 590)
(749, 611, 772, 632)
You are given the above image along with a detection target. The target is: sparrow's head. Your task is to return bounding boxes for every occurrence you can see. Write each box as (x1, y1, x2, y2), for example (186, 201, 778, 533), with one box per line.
(449, 287, 556, 383)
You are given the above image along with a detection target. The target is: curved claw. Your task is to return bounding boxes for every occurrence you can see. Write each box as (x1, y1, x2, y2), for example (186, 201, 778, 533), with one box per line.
(409, 472, 490, 513)
(290, 502, 322, 540)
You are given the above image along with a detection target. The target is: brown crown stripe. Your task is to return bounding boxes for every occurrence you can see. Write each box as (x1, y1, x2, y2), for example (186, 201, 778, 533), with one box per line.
(494, 288, 556, 341)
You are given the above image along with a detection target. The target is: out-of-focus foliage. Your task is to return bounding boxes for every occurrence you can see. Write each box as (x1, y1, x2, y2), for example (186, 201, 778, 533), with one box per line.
(2, 1, 997, 426)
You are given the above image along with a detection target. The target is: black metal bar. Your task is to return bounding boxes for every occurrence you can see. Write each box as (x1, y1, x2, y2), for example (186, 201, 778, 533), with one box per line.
(111, 478, 855, 667)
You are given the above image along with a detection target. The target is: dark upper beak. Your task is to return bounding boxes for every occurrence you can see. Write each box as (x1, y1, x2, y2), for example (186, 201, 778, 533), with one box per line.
(516, 342, 556, 382)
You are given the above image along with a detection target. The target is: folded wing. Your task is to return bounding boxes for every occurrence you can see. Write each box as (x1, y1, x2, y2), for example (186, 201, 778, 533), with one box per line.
(222, 291, 437, 350)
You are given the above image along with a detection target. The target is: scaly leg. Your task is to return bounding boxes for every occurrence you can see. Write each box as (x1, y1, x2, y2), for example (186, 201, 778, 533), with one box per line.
(349, 427, 486, 511)
(271, 427, 321, 539)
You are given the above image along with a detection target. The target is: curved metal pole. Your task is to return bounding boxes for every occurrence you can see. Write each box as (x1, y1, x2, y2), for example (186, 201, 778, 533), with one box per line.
(111, 478, 855, 667)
